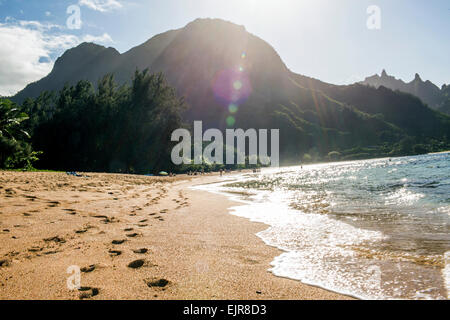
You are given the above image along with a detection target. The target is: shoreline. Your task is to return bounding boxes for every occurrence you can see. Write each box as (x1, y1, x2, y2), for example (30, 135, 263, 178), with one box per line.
(0, 171, 350, 300)
(205, 154, 450, 300)
(193, 177, 363, 300)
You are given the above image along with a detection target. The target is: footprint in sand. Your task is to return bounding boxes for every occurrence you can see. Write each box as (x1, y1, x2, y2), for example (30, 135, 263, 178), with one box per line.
(128, 259, 145, 269)
(0, 259, 10, 267)
(91, 215, 108, 219)
(133, 248, 148, 254)
(81, 265, 96, 273)
(109, 250, 122, 257)
(126, 233, 139, 238)
(47, 201, 61, 208)
(44, 236, 66, 244)
(5, 188, 16, 196)
(64, 209, 77, 215)
(102, 217, 118, 224)
(112, 239, 126, 245)
(145, 278, 169, 288)
(78, 287, 99, 299)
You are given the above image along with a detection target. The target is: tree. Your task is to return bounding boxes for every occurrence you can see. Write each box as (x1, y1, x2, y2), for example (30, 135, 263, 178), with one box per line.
(0, 98, 40, 169)
(0, 99, 30, 141)
(413, 144, 428, 155)
(29, 71, 187, 174)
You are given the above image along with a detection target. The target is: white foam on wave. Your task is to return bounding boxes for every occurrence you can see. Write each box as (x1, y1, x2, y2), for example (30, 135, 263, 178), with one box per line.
(384, 187, 425, 206)
(194, 181, 388, 299)
(192, 156, 449, 300)
(228, 197, 387, 300)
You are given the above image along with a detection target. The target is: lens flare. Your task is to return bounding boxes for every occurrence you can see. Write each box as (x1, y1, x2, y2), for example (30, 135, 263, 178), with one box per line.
(226, 116, 236, 127)
(212, 69, 252, 107)
(229, 104, 238, 113)
(233, 80, 243, 90)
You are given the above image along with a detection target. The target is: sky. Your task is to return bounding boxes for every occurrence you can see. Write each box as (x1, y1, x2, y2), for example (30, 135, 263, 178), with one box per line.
(0, 0, 449, 96)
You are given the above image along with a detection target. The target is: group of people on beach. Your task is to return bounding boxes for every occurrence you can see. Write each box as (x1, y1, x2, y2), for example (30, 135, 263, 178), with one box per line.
(187, 170, 206, 176)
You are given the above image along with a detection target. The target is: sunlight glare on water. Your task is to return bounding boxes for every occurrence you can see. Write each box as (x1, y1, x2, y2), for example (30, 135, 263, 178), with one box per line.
(197, 153, 450, 299)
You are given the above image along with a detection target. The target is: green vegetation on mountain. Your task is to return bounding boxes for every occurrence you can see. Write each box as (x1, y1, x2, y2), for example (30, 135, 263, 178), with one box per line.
(7, 18, 450, 172)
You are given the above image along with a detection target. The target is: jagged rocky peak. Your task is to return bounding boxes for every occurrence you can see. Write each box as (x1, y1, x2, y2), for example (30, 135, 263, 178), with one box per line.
(414, 73, 422, 82)
(360, 69, 445, 111)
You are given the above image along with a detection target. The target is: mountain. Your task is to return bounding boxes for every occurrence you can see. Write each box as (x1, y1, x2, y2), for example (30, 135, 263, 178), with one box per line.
(360, 70, 450, 115)
(12, 18, 450, 164)
(14, 43, 121, 103)
(439, 84, 450, 114)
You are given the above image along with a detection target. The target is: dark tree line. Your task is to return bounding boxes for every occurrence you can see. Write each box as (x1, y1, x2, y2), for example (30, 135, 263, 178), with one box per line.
(20, 70, 186, 173)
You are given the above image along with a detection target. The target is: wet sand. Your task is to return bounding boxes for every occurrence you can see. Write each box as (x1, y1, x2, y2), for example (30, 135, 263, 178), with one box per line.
(0, 171, 350, 300)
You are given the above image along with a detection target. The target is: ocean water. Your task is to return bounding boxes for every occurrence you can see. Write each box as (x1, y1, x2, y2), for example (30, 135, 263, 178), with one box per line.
(195, 153, 450, 300)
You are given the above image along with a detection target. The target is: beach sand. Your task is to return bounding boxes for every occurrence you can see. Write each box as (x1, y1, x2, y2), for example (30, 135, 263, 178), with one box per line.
(0, 171, 350, 300)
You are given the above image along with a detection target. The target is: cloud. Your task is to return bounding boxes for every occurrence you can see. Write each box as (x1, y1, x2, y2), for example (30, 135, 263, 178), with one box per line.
(78, 0, 123, 12)
(82, 33, 113, 43)
(0, 19, 113, 96)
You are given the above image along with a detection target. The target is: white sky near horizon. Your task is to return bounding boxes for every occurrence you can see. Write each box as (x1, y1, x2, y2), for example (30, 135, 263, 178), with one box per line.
(0, 0, 449, 96)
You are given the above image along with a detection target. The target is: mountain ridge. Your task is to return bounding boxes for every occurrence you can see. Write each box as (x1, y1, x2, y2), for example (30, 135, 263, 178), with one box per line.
(12, 18, 450, 163)
(359, 69, 449, 115)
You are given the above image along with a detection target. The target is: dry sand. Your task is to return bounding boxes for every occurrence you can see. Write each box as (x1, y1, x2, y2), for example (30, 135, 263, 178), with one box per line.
(0, 171, 350, 300)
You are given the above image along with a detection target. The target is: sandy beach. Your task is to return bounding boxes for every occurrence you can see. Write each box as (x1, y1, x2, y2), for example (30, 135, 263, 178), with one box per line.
(0, 171, 350, 300)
